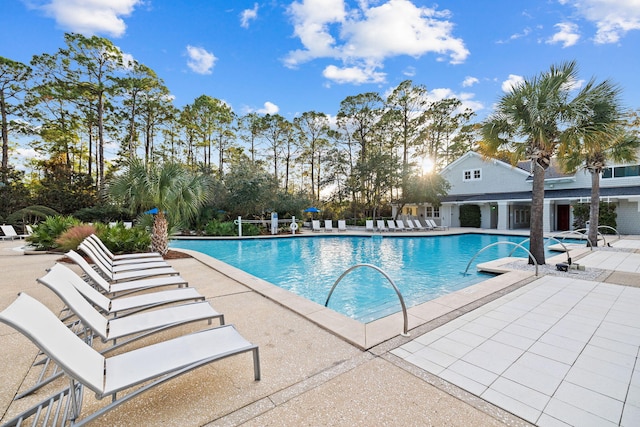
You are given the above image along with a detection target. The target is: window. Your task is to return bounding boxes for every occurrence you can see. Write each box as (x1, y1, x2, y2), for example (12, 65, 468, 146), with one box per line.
(602, 165, 640, 179)
(424, 207, 439, 218)
(463, 168, 481, 181)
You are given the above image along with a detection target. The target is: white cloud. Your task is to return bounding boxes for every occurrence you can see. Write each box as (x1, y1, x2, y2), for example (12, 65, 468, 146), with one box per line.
(240, 3, 259, 28)
(185, 46, 217, 75)
(561, 0, 640, 43)
(256, 101, 280, 115)
(322, 64, 386, 85)
(462, 76, 479, 87)
(428, 88, 483, 113)
(547, 22, 581, 47)
(502, 74, 525, 92)
(31, 0, 141, 37)
(286, 0, 468, 84)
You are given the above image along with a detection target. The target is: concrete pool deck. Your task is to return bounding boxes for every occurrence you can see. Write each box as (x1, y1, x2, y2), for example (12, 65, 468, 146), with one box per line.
(0, 231, 639, 426)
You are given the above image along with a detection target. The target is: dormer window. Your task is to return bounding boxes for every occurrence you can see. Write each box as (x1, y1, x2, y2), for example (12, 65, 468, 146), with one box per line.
(463, 168, 481, 181)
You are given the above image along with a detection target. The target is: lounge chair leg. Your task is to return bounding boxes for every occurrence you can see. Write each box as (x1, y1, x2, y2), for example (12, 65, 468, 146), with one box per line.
(253, 348, 261, 381)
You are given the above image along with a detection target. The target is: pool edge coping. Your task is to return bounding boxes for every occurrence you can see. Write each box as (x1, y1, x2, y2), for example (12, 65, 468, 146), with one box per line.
(173, 247, 542, 349)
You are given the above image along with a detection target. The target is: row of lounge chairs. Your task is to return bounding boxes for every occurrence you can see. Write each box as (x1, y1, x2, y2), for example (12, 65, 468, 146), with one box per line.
(365, 218, 448, 232)
(311, 219, 347, 232)
(0, 234, 260, 426)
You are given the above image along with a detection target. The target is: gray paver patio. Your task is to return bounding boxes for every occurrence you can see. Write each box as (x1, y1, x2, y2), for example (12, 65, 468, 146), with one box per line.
(392, 273, 640, 426)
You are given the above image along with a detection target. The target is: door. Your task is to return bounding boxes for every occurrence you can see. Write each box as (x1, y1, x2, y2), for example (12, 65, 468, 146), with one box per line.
(557, 205, 570, 231)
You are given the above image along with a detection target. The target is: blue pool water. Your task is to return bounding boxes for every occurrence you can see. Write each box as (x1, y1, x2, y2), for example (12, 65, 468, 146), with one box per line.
(171, 234, 561, 323)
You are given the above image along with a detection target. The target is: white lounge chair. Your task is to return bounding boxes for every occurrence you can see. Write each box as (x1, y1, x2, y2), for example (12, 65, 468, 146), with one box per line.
(1, 224, 27, 240)
(365, 220, 375, 231)
(324, 220, 334, 232)
(402, 219, 414, 231)
(0, 293, 259, 426)
(338, 220, 347, 232)
(66, 250, 188, 296)
(311, 220, 322, 232)
(37, 266, 224, 347)
(408, 219, 425, 230)
(427, 219, 448, 230)
(79, 242, 179, 282)
(81, 238, 167, 269)
(395, 219, 407, 231)
(86, 234, 163, 263)
(49, 263, 204, 317)
(376, 220, 387, 231)
(386, 219, 398, 231)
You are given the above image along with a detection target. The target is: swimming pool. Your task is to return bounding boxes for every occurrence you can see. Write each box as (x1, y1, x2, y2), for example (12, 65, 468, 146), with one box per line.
(171, 233, 560, 323)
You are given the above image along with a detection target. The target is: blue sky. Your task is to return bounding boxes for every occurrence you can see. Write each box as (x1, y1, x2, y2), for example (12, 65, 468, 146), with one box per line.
(3, 0, 640, 122)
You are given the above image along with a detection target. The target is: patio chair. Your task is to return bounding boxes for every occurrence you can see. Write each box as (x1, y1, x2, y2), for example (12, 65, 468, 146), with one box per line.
(86, 234, 163, 262)
(13, 263, 209, 399)
(338, 220, 347, 232)
(395, 219, 407, 231)
(66, 250, 188, 296)
(37, 266, 224, 347)
(49, 263, 204, 317)
(324, 220, 334, 232)
(386, 219, 398, 231)
(402, 219, 414, 231)
(376, 220, 387, 232)
(1, 224, 27, 240)
(365, 220, 375, 231)
(81, 238, 167, 269)
(0, 293, 259, 426)
(312, 220, 322, 232)
(79, 242, 179, 282)
(427, 219, 448, 230)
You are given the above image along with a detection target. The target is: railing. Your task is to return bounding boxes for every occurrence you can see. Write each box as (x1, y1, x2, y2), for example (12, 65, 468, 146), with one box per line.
(597, 225, 621, 246)
(325, 263, 409, 337)
(509, 236, 572, 264)
(463, 241, 539, 276)
(551, 229, 595, 249)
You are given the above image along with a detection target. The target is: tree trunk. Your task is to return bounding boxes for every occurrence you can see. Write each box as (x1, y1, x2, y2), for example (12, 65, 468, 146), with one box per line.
(529, 161, 546, 265)
(1, 89, 8, 170)
(151, 211, 169, 255)
(588, 171, 600, 247)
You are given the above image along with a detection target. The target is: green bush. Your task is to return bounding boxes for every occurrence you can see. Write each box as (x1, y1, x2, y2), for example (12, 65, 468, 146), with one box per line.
(203, 220, 260, 236)
(27, 215, 82, 251)
(572, 202, 617, 234)
(94, 223, 152, 254)
(459, 204, 481, 227)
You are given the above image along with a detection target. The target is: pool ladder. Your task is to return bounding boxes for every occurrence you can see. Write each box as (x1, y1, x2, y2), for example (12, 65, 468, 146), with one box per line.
(325, 264, 410, 337)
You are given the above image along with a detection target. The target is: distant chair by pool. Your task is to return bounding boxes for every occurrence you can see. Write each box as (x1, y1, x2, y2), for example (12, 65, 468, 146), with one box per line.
(396, 219, 408, 231)
(338, 220, 347, 232)
(386, 220, 398, 232)
(376, 220, 387, 232)
(312, 220, 322, 232)
(427, 219, 448, 230)
(324, 220, 334, 232)
(365, 220, 375, 231)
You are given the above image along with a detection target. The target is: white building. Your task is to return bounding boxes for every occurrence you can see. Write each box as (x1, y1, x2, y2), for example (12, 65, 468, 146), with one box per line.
(394, 151, 640, 234)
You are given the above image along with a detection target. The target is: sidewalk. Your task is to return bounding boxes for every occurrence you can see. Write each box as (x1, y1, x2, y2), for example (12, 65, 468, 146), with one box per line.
(0, 240, 519, 426)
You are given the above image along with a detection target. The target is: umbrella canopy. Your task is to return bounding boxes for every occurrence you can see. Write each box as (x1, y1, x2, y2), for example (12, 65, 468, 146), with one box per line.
(304, 207, 320, 213)
(144, 208, 159, 214)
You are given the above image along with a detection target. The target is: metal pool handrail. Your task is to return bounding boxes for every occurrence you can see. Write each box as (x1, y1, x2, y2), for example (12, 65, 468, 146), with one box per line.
(463, 241, 538, 276)
(325, 263, 409, 337)
(508, 236, 571, 264)
(597, 225, 621, 246)
(551, 229, 595, 249)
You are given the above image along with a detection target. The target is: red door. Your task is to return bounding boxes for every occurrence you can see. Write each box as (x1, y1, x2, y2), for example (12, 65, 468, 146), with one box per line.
(557, 205, 570, 231)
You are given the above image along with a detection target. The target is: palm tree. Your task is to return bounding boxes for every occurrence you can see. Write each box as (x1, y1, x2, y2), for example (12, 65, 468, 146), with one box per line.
(482, 62, 576, 264)
(482, 61, 616, 264)
(108, 158, 213, 255)
(559, 87, 640, 246)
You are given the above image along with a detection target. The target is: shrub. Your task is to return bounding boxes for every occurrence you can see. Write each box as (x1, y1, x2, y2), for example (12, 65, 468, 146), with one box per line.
(572, 202, 617, 234)
(94, 223, 152, 254)
(203, 220, 260, 236)
(27, 215, 82, 251)
(459, 205, 481, 227)
(73, 205, 131, 223)
(55, 224, 97, 251)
